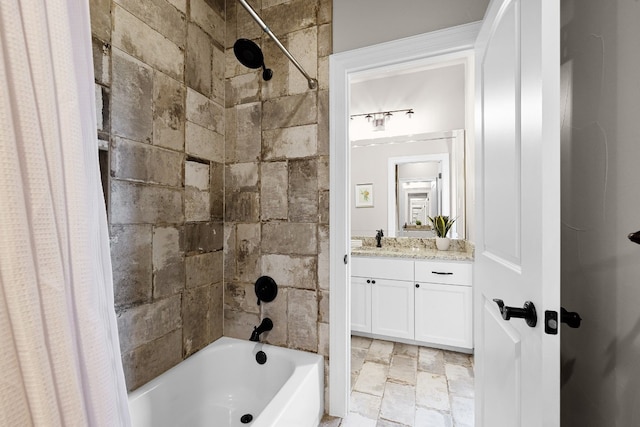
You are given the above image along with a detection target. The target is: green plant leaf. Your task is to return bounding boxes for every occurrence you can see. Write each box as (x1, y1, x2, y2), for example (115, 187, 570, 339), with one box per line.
(428, 215, 456, 237)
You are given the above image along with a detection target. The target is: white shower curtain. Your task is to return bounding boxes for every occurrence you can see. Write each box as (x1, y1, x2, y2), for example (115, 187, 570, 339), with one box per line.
(0, 0, 131, 425)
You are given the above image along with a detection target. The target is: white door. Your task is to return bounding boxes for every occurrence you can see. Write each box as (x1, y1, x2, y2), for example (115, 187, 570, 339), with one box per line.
(474, 0, 560, 425)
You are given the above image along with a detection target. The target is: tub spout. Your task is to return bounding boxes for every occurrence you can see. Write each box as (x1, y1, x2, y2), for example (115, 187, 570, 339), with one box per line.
(250, 318, 273, 342)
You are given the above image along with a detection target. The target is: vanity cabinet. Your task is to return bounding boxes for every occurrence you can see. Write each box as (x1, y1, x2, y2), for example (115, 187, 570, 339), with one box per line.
(351, 257, 414, 339)
(351, 256, 473, 351)
(371, 278, 414, 339)
(351, 276, 371, 333)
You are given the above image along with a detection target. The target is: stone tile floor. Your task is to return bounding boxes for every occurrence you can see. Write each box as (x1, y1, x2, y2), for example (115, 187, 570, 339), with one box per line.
(320, 336, 474, 427)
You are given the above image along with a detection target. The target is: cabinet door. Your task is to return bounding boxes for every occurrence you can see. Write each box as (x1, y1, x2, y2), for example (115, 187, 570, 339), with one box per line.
(415, 282, 472, 349)
(351, 276, 371, 333)
(371, 279, 414, 339)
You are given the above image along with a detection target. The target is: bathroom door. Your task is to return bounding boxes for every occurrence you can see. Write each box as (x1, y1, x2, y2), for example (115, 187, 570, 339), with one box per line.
(474, 0, 560, 425)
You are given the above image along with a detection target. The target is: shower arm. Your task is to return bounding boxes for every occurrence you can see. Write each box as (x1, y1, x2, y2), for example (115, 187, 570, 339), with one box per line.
(237, 0, 318, 90)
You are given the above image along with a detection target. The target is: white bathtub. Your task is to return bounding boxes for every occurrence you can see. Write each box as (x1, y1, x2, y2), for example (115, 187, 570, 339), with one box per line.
(128, 337, 324, 427)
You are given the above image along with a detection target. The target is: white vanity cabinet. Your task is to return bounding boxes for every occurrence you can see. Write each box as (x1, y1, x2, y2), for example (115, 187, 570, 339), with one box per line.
(351, 256, 473, 352)
(371, 278, 414, 339)
(350, 276, 371, 333)
(414, 260, 473, 349)
(351, 257, 414, 339)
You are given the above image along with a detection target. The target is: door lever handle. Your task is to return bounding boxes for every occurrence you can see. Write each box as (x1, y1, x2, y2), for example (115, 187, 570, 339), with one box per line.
(561, 307, 581, 328)
(629, 230, 640, 245)
(493, 299, 537, 327)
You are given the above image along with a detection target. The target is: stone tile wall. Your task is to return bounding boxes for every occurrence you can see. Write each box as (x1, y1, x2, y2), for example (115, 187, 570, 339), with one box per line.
(224, 0, 332, 405)
(89, 0, 332, 397)
(89, 0, 226, 390)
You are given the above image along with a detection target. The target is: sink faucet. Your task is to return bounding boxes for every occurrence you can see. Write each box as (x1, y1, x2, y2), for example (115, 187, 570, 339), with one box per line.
(375, 229, 384, 247)
(250, 318, 273, 342)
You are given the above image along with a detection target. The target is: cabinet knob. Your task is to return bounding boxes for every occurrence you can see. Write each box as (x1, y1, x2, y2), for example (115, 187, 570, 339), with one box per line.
(366, 279, 371, 283)
(415, 284, 420, 288)
(371, 280, 376, 284)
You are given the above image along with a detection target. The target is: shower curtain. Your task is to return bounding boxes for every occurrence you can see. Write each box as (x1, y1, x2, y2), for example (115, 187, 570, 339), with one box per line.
(0, 0, 131, 425)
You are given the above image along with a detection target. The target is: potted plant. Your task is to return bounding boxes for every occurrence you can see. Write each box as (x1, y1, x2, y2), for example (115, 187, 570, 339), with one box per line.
(428, 215, 456, 250)
(415, 219, 422, 228)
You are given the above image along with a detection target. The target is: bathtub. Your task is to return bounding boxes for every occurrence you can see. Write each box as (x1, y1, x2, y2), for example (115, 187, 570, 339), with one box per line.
(128, 337, 324, 427)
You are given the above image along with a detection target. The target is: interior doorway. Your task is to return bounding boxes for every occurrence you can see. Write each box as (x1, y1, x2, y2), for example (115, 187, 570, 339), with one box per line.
(329, 23, 480, 417)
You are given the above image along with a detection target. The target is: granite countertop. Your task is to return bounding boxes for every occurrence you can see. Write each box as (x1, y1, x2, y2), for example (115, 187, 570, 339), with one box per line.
(351, 236, 474, 261)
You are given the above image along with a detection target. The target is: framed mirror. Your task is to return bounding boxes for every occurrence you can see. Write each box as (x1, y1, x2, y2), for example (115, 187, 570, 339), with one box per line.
(395, 158, 445, 235)
(389, 130, 465, 238)
(351, 130, 466, 239)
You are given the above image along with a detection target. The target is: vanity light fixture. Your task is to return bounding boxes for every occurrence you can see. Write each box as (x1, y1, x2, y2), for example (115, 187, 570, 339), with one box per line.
(350, 108, 414, 132)
(372, 116, 386, 131)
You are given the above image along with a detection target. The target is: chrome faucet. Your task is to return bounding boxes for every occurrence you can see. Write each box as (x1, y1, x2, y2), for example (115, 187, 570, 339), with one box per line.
(375, 229, 384, 247)
(250, 318, 273, 342)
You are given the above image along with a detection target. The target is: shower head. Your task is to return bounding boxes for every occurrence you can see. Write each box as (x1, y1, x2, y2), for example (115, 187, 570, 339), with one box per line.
(233, 38, 273, 81)
(235, 0, 317, 90)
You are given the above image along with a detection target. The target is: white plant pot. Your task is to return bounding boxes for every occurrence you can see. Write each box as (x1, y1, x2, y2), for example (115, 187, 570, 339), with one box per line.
(436, 237, 450, 251)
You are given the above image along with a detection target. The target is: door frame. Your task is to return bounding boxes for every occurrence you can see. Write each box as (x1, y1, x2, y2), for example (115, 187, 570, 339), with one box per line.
(329, 22, 481, 417)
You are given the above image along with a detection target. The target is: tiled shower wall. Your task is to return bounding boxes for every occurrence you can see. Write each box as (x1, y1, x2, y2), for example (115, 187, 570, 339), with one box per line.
(223, 0, 331, 358)
(89, 0, 332, 392)
(89, 0, 226, 390)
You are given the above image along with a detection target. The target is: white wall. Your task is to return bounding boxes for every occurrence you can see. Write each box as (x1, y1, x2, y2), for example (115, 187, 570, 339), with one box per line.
(333, 0, 490, 52)
(351, 140, 448, 236)
(561, 0, 640, 425)
(350, 64, 466, 141)
(398, 162, 440, 180)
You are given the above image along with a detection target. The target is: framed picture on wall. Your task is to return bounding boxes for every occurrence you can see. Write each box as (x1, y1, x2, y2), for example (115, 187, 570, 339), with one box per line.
(355, 183, 374, 208)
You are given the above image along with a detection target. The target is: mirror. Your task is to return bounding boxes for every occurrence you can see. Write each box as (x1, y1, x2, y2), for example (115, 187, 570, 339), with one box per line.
(351, 130, 465, 239)
(349, 60, 470, 241)
(391, 130, 465, 238)
(396, 160, 443, 233)
(401, 176, 439, 226)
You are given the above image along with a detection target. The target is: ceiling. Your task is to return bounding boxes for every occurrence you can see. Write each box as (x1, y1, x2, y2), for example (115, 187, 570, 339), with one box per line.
(349, 62, 467, 144)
